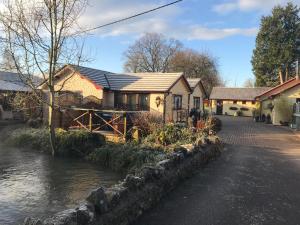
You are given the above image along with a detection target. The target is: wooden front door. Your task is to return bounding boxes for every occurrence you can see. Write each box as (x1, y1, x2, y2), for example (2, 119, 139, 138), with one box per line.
(216, 100, 223, 115)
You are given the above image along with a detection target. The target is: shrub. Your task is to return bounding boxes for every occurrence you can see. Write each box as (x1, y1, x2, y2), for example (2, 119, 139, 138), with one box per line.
(6, 128, 105, 156)
(26, 118, 43, 128)
(275, 96, 293, 124)
(240, 107, 249, 111)
(87, 143, 166, 173)
(129, 112, 164, 137)
(202, 109, 210, 120)
(7, 127, 51, 151)
(142, 123, 199, 146)
(56, 130, 106, 156)
(205, 117, 222, 133)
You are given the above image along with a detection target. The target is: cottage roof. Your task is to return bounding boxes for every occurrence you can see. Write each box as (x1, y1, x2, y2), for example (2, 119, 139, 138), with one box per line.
(210, 87, 272, 101)
(187, 78, 201, 89)
(61, 65, 191, 92)
(256, 78, 300, 100)
(187, 78, 207, 97)
(107, 72, 188, 92)
(71, 65, 113, 89)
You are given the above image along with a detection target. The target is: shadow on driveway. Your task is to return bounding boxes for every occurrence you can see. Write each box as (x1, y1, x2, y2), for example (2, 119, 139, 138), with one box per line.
(133, 116, 300, 225)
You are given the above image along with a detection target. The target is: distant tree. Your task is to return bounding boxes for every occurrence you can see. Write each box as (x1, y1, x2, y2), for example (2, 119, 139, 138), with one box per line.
(252, 2, 300, 86)
(124, 33, 182, 72)
(169, 49, 222, 93)
(243, 78, 255, 87)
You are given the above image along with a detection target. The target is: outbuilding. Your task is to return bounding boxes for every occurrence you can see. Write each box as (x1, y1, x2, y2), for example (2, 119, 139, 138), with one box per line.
(210, 87, 271, 117)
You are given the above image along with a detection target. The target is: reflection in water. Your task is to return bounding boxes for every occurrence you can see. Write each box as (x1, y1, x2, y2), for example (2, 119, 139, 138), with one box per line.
(0, 145, 122, 225)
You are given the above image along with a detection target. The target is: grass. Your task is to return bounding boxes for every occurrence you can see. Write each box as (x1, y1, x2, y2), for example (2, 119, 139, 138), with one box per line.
(6, 127, 105, 157)
(87, 143, 167, 173)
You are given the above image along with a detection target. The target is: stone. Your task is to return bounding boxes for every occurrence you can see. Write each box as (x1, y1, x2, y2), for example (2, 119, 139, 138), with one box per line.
(157, 159, 173, 169)
(142, 166, 164, 181)
(76, 204, 92, 225)
(43, 209, 77, 225)
(180, 144, 195, 153)
(124, 174, 144, 190)
(173, 146, 188, 156)
(24, 218, 43, 225)
(86, 187, 108, 214)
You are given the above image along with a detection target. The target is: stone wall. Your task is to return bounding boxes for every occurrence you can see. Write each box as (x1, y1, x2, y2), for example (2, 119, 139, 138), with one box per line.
(24, 142, 222, 225)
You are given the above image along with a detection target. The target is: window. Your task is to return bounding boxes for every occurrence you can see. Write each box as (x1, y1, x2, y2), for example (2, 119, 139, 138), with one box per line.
(139, 94, 150, 111)
(242, 101, 247, 105)
(173, 95, 182, 110)
(233, 101, 237, 104)
(193, 97, 201, 109)
(127, 94, 137, 110)
(115, 92, 150, 111)
(114, 92, 126, 108)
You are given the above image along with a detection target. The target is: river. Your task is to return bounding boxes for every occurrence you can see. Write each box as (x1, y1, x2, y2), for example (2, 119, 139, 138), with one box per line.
(0, 145, 122, 225)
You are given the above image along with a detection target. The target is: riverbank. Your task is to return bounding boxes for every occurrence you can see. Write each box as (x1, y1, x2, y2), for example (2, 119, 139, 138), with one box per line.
(3, 117, 223, 225)
(24, 141, 222, 225)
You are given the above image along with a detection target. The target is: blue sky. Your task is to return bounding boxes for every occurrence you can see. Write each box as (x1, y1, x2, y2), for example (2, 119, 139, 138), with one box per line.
(78, 0, 300, 87)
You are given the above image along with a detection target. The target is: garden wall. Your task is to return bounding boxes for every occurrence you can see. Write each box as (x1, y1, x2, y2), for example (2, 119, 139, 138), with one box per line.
(24, 142, 222, 225)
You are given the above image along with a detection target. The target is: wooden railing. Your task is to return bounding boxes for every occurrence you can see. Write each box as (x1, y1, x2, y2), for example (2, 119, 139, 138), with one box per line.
(114, 104, 150, 111)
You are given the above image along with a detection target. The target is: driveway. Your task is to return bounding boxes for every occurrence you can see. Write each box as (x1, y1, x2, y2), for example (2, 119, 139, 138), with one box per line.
(133, 116, 300, 225)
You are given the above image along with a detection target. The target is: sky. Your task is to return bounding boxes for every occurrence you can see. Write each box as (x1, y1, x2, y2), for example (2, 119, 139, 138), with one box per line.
(78, 0, 300, 87)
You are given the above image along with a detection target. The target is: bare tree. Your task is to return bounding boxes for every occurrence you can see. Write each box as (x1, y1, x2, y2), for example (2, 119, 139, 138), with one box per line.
(243, 78, 255, 88)
(0, 0, 87, 156)
(0, 45, 19, 71)
(169, 49, 222, 94)
(124, 33, 182, 73)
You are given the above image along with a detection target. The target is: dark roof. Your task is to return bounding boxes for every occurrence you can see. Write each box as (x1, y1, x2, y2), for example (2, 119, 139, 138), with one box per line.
(71, 65, 113, 89)
(0, 71, 25, 85)
(0, 71, 42, 92)
(257, 78, 300, 100)
(0, 80, 31, 92)
(210, 87, 272, 101)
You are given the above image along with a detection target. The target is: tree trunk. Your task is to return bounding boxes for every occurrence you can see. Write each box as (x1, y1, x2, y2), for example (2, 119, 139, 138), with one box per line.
(48, 91, 57, 156)
(279, 68, 284, 84)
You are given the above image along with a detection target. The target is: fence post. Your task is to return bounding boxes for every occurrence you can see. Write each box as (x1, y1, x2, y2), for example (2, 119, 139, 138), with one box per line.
(89, 110, 93, 132)
(123, 112, 127, 141)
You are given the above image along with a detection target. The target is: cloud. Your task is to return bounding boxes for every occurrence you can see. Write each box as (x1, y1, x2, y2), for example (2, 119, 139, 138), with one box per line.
(186, 26, 258, 40)
(78, 0, 258, 40)
(213, 0, 300, 14)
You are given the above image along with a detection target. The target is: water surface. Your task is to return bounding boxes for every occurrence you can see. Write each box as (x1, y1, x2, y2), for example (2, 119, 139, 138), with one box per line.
(0, 145, 122, 225)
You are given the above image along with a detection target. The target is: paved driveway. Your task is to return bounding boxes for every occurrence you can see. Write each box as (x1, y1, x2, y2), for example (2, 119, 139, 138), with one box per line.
(133, 116, 300, 225)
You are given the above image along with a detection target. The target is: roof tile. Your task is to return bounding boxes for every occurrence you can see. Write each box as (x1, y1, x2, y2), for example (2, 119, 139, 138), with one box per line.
(210, 87, 272, 101)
